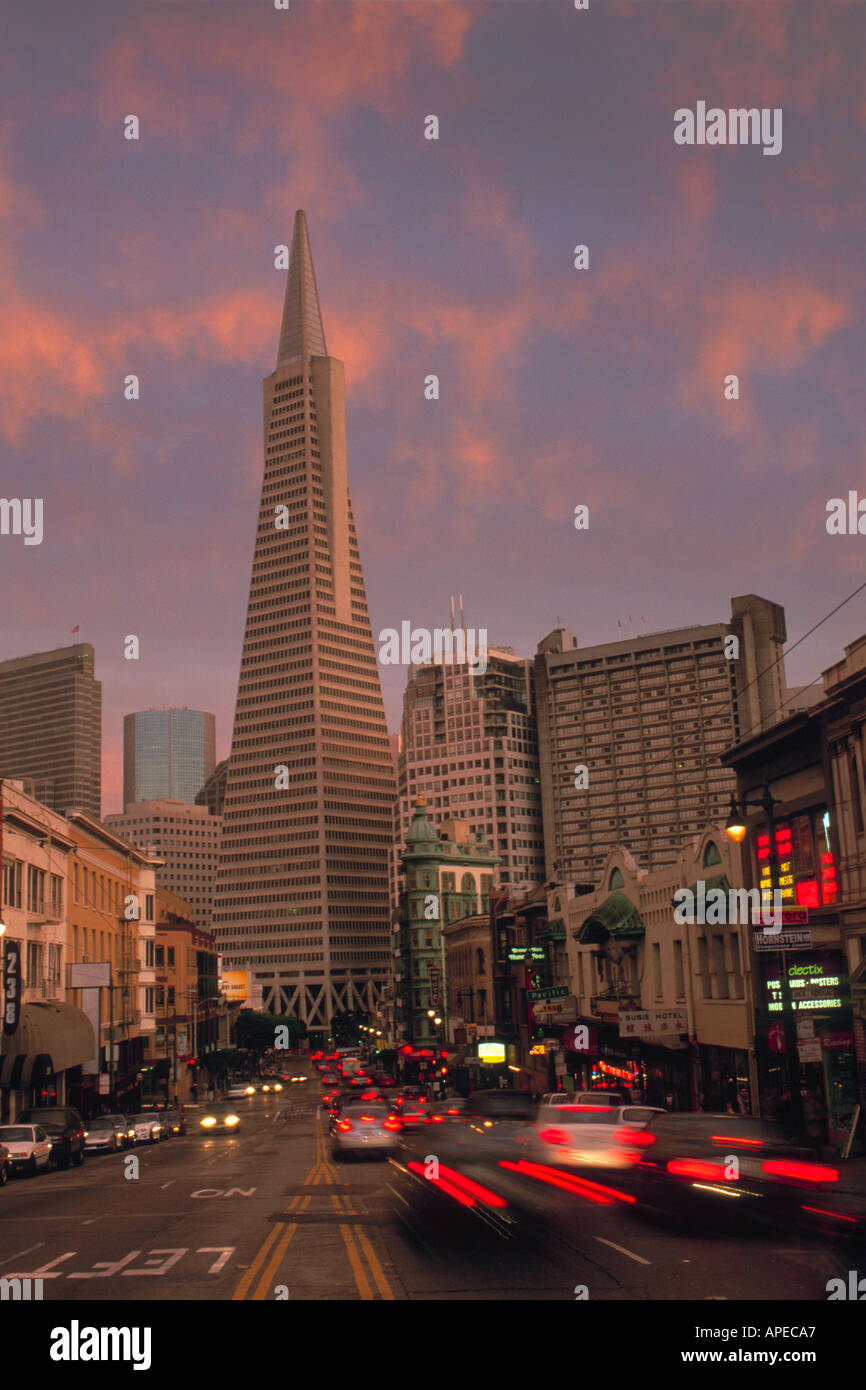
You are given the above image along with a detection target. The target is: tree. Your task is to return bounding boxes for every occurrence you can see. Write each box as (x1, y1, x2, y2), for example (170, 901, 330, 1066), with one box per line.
(235, 1010, 306, 1062)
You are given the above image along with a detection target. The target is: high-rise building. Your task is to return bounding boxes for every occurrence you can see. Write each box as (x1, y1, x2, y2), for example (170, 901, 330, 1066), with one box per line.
(0, 644, 101, 818)
(211, 211, 395, 1030)
(195, 758, 229, 817)
(392, 643, 544, 907)
(123, 709, 215, 809)
(104, 800, 222, 929)
(534, 594, 787, 887)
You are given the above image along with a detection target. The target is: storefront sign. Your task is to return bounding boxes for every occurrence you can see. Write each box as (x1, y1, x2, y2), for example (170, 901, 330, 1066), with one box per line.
(798, 1040, 822, 1063)
(620, 1010, 685, 1038)
(754, 930, 813, 951)
(508, 946, 545, 961)
(822, 1031, 855, 1051)
(765, 952, 848, 1013)
(3, 939, 21, 1035)
(478, 1042, 506, 1063)
(532, 995, 578, 1023)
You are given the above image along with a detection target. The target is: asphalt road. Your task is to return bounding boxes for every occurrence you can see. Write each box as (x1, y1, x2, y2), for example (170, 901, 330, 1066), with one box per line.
(0, 1079, 856, 1302)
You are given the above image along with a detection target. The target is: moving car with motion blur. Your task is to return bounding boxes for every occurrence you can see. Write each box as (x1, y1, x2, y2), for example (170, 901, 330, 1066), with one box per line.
(198, 1101, 242, 1134)
(0, 1124, 53, 1175)
(162, 1109, 186, 1136)
(627, 1112, 849, 1238)
(330, 1102, 402, 1160)
(260, 1076, 284, 1093)
(534, 1104, 665, 1170)
(423, 1099, 469, 1128)
(17, 1106, 85, 1169)
(227, 1082, 256, 1099)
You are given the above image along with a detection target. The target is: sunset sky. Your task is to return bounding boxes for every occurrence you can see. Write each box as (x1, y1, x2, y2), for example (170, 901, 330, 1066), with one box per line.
(1, 0, 864, 813)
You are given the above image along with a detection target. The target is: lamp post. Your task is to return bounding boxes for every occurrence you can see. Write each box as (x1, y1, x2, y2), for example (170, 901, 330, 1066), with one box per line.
(726, 784, 803, 1136)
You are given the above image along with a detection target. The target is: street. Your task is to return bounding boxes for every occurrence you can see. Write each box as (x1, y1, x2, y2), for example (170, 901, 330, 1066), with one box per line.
(0, 1080, 855, 1303)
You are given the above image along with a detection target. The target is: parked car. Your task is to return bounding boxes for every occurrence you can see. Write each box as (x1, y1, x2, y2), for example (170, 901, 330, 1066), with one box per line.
(197, 1101, 242, 1134)
(0, 1141, 11, 1186)
(17, 1107, 85, 1169)
(0, 1124, 53, 1175)
(534, 1104, 665, 1169)
(129, 1113, 163, 1145)
(330, 1102, 402, 1160)
(84, 1115, 128, 1153)
(162, 1109, 186, 1136)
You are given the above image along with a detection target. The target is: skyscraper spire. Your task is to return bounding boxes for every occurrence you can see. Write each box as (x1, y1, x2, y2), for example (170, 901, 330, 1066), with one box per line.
(277, 209, 327, 365)
(213, 216, 395, 1034)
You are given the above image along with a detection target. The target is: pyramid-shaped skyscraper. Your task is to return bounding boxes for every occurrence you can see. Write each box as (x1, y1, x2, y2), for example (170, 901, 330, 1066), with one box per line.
(212, 212, 395, 1030)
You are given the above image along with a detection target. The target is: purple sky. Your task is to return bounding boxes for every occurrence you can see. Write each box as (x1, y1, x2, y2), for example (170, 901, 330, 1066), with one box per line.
(1, 0, 864, 814)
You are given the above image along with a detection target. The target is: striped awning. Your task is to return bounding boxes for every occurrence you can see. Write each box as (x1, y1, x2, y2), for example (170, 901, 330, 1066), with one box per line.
(0, 1001, 94, 1087)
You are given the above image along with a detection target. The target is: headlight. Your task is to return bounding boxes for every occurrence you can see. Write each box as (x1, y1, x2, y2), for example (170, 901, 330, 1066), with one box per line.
(245, 1086, 255, 1095)
(273, 1084, 283, 1091)
(201, 1117, 216, 1128)
(84, 1131, 89, 1137)
(224, 1115, 240, 1126)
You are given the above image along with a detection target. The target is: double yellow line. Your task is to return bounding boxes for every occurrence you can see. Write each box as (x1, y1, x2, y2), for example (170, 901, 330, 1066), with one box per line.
(232, 1113, 395, 1300)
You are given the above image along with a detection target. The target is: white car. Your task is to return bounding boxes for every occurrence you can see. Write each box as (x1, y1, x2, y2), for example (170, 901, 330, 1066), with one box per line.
(534, 1104, 665, 1170)
(227, 1083, 256, 1099)
(0, 1124, 53, 1176)
(129, 1114, 162, 1145)
(330, 1102, 402, 1160)
(540, 1093, 576, 1108)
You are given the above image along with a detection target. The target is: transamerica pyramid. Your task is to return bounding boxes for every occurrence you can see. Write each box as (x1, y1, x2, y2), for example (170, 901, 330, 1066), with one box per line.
(212, 211, 396, 1033)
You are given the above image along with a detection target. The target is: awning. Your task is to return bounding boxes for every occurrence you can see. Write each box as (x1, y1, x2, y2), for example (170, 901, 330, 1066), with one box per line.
(0, 1052, 53, 1090)
(576, 891, 646, 944)
(0, 1001, 95, 1086)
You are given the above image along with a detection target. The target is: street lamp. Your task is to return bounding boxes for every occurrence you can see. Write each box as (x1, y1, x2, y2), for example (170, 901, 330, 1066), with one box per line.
(725, 784, 777, 844)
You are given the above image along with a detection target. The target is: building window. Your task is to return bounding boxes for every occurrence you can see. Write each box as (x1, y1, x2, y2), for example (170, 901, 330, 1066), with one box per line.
(652, 942, 662, 997)
(609, 867, 625, 890)
(673, 939, 685, 999)
(155, 946, 164, 967)
(26, 866, 46, 915)
(703, 840, 722, 867)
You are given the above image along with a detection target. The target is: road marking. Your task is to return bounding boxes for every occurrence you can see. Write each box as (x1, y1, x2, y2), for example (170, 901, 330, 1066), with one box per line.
(340, 1224, 373, 1300)
(160, 1181, 174, 1189)
(232, 1223, 285, 1301)
(4, 1252, 76, 1279)
(593, 1237, 651, 1266)
(123, 1248, 188, 1277)
(197, 1247, 235, 1274)
(354, 1228, 395, 1301)
(0, 1242, 44, 1270)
